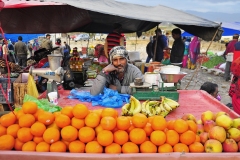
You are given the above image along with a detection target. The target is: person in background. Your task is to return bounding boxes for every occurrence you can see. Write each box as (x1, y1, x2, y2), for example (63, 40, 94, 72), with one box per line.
(223, 42, 229, 60)
(63, 41, 71, 58)
(53, 38, 64, 56)
(32, 39, 40, 54)
(188, 36, 201, 70)
(14, 36, 28, 67)
(2, 40, 8, 59)
(41, 34, 53, 50)
(200, 82, 220, 101)
(95, 44, 108, 63)
(170, 28, 185, 65)
(153, 29, 168, 62)
(145, 36, 155, 63)
(224, 34, 239, 81)
(182, 37, 191, 68)
(104, 23, 125, 60)
(233, 38, 240, 63)
(90, 46, 144, 95)
(27, 41, 33, 56)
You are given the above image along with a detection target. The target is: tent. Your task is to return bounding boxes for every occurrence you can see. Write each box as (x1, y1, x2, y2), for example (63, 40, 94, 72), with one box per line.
(0, 34, 45, 43)
(182, 22, 240, 37)
(0, 0, 222, 41)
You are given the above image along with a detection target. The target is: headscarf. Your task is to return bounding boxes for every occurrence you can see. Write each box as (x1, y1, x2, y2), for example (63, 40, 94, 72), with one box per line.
(189, 36, 200, 63)
(109, 46, 129, 63)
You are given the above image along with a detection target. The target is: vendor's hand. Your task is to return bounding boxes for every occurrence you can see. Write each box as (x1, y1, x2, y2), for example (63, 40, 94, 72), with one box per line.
(109, 84, 117, 90)
(103, 64, 117, 72)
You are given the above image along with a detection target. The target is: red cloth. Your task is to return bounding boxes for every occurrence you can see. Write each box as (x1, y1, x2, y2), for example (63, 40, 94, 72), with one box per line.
(226, 39, 238, 55)
(232, 94, 240, 115)
(233, 50, 240, 62)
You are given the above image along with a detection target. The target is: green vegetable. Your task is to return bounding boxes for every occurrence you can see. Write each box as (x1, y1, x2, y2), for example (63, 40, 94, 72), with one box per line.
(202, 56, 225, 69)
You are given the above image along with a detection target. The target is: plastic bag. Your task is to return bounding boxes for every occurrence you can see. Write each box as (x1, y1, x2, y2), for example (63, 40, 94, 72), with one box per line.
(23, 94, 62, 112)
(68, 87, 130, 108)
(161, 59, 170, 65)
(27, 75, 39, 98)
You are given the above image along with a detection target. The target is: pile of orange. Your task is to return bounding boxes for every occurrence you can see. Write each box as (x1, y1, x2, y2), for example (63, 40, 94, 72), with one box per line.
(0, 102, 204, 153)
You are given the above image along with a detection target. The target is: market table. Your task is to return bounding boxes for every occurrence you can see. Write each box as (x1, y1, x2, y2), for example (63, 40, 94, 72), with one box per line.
(0, 90, 239, 160)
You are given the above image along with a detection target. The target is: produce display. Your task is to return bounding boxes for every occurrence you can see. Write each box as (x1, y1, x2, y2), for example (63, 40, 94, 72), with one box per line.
(0, 101, 240, 153)
(122, 96, 179, 117)
(201, 56, 225, 69)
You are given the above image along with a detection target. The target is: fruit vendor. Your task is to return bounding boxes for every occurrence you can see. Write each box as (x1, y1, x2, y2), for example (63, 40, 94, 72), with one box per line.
(90, 46, 144, 95)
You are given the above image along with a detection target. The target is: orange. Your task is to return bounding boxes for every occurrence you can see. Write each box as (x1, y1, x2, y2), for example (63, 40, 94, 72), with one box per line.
(97, 130, 113, 146)
(150, 130, 166, 146)
(69, 140, 85, 153)
(143, 123, 153, 136)
(33, 137, 44, 144)
(186, 120, 197, 133)
(14, 138, 24, 151)
(55, 114, 71, 128)
(38, 111, 55, 126)
(195, 135, 200, 142)
(22, 101, 38, 114)
(148, 116, 155, 123)
(122, 142, 139, 153)
(105, 143, 121, 154)
(85, 141, 103, 153)
(19, 114, 35, 128)
(151, 116, 167, 131)
(7, 124, 20, 138)
(71, 117, 85, 129)
(17, 127, 33, 143)
(36, 141, 50, 152)
(173, 143, 189, 152)
(0, 112, 17, 127)
(30, 122, 46, 137)
(43, 128, 60, 144)
(100, 116, 116, 131)
(53, 111, 61, 118)
(0, 134, 15, 150)
(33, 109, 44, 120)
(91, 109, 103, 117)
(85, 112, 100, 128)
(129, 128, 146, 145)
(95, 125, 104, 135)
(167, 120, 175, 130)
(47, 122, 59, 130)
(126, 124, 135, 134)
(116, 116, 131, 130)
(62, 140, 70, 149)
(158, 143, 173, 153)
(140, 141, 157, 153)
(189, 142, 204, 153)
(72, 104, 89, 119)
(101, 108, 117, 118)
(61, 106, 74, 118)
(0, 125, 6, 137)
(50, 141, 67, 152)
(165, 130, 179, 146)
(16, 109, 25, 120)
(132, 113, 148, 128)
(173, 119, 188, 134)
(22, 141, 36, 151)
(79, 127, 95, 143)
(61, 126, 78, 142)
(113, 130, 129, 145)
(180, 130, 196, 145)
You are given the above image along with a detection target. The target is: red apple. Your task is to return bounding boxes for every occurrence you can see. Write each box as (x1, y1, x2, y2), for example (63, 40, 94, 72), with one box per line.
(201, 111, 214, 124)
(200, 132, 209, 144)
(197, 124, 204, 135)
(222, 139, 238, 152)
(208, 126, 226, 143)
(182, 114, 196, 122)
(204, 139, 222, 153)
(203, 120, 216, 132)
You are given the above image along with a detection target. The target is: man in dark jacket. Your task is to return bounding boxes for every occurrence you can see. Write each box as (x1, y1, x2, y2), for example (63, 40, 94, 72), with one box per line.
(14, 36, 28, 67)
(170, 28, 185, 64)
(146, 36, 156, 63)
(153, 29, 168, 62)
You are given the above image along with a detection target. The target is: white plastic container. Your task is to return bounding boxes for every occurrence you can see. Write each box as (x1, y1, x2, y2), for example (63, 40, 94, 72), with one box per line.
(160, 65, 180, 74)
(48, 92, 58, 105)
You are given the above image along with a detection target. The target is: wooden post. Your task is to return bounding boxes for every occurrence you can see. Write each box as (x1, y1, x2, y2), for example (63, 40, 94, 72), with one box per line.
(153, 25, 159, 61)
(135, 33, 137, 51)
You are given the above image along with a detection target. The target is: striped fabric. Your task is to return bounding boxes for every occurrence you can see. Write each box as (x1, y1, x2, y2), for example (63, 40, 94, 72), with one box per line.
(106, 32, 124, 54)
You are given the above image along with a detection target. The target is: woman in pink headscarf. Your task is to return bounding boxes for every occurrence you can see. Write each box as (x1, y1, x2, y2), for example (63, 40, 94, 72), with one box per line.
(188, 36, 200, 70)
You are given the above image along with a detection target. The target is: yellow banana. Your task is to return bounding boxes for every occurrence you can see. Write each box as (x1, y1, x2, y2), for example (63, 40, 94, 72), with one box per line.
(128, 96, 135, 116)
(164, 97, 180, 108)
(132, 97, 142, 115)
(163, 102, 173, 112)
(159, 103, 167, 113)
(141, 100, 149, 115)
(121, 103, 130, 116)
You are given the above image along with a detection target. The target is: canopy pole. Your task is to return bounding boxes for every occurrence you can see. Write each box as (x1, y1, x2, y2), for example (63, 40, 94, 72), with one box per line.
(135, 33, 137, 51)
(153, 25, 159, 61)
(184, 23, 222, 90)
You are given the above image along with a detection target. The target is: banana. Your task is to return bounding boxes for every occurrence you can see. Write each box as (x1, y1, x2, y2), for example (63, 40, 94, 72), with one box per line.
(127, 97, 135, 116)
(163, 102, 173, 112)
(121, 103, 130, 116)
(141, 100, 149, 115)
(159, 103, 167, 113)
(148, 101, 159, 106)
(164, 97, 180, 108)
(132, 97, 142, 115)
(145, 101, 152, 116)
(155, 103, 162, 115)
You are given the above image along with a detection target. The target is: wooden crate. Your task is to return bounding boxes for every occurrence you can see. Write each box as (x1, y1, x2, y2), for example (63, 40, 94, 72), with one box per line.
(13, 73, 29, 108)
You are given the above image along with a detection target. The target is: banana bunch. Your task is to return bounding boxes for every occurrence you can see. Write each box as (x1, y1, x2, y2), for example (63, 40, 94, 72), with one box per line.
(122, 96, 142, 116)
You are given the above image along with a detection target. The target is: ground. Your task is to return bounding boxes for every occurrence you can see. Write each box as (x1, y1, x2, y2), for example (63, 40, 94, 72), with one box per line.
(68, 37, 231, 106)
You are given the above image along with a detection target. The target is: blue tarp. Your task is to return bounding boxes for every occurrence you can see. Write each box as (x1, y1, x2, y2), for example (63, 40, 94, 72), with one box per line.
(0, 34, 45, 43)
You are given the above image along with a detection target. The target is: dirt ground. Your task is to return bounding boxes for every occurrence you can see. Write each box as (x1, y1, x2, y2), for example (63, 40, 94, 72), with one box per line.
(69, 37, 232, 107)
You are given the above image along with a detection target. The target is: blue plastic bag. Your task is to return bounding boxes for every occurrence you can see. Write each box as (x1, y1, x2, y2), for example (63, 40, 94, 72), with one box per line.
(68, 87, 130, 108)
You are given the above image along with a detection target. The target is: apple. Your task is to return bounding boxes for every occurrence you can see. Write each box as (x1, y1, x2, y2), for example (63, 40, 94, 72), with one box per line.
(200, 132, 209, 144)
(204, 139, 223, 153)
(182, 114, 196, 122)
(238, 141, 240, 151)
(227, 128, 240, 142)
(215, 115, 233, 130)
(208, 126, 226, 143)
(201, 111, 214, 124)
(215, 111, 229, 120)
(197, 120, 202, 125)
(232, 118, 240, 130)
(197, 124, 204, 135)
(203, 120, 216, 132)
(222, 139, 238, 152)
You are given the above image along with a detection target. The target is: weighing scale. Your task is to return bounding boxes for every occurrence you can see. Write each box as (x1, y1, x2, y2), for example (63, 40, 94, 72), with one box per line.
(131, 72, 187, 101)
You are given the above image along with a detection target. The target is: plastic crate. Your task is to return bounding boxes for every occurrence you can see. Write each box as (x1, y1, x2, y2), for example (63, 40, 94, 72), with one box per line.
(0, 78, 17, 104)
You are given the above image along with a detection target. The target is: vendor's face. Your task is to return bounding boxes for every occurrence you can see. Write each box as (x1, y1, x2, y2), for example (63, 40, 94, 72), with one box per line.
(212, 87, 219, 98)
(112, 56, 127, 73)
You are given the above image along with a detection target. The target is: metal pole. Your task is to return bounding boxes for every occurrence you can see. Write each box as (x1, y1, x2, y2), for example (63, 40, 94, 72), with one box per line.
(153, 25, 159, 61)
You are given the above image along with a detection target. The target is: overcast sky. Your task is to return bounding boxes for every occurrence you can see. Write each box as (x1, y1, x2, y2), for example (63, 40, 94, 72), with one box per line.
(116, 0, 240, 13)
